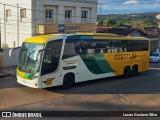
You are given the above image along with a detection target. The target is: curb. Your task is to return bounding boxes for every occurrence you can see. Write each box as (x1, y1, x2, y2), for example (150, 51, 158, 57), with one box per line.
(0, 74, 9, 78)
(0, 74, 16, 78)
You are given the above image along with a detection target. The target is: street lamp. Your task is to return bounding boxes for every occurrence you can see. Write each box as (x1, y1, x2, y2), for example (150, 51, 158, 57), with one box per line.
(156, 14, 160, 52)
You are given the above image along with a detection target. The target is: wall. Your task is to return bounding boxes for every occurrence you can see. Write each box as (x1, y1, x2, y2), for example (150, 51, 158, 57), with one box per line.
(3, 48, 20, 66)
(0, 0, 32, 48)
(0, 0, 97, 48)
(0, 48, 20, 67)
(32, 0, 97, 24)
(0, 51, 4, 67)
(150, 40, 159, 52)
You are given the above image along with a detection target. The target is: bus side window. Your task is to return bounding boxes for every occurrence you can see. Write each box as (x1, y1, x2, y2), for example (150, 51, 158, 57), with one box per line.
(94, 48, 101, 54)
(100, 49, 103, 53)
(108, 49, 111, 53)
(62, 41, 77, 59)
(124, 47, 127, 52)
(114, 48, 118, 53)
(118, 47, 123, 52)
(103, 49, 108, 53)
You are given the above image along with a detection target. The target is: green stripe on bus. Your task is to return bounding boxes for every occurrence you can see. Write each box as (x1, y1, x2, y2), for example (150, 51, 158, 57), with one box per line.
(24, 73, 35, 79)
(80, 53, 115, 74)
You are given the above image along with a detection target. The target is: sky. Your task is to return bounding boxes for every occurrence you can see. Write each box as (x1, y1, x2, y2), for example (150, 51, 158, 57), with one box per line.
(98, 0, 160, 14)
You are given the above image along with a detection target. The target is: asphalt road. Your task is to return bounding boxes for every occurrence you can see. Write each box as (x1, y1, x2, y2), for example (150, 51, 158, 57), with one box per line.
(0, 63, 160, 119)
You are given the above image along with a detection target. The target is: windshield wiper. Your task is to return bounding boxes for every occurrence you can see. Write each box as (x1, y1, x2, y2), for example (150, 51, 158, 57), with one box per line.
(25, 50, 36, 65)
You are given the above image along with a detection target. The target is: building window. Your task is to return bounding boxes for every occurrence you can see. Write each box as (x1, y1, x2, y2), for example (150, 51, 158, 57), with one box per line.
(20, 8, 26, 22)
(6, 9, 11, 17)
(45, 9, 53, 18)
(45, 9, 53, 23)
(81, 11, 88, 23)
(82, 11, 88, 18)
(6, 9, 11, 22)
(20, 8, 26, 18)
(65, 10, 72, 23)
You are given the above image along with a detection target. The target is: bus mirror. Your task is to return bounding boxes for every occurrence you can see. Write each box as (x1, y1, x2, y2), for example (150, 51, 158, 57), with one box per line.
(34, 48, 51, 61)
(9, 49, 14, 57)
(34, 51, 40, 61)
(9, 47, 21, 57)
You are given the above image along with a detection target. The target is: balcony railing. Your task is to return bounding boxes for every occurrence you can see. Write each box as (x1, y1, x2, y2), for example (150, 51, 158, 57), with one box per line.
(65, 18, 72, 23)
(81, 18, 88, 23)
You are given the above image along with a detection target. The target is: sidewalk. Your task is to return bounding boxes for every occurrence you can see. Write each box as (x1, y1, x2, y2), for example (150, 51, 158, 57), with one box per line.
(0, 66, 17, 78)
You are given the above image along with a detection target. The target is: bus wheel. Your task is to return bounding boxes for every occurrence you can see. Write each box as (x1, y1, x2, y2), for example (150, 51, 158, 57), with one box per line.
(62, 73, 75, 89)
(122, 66, 130, 78)
(131, 65, 138, 77)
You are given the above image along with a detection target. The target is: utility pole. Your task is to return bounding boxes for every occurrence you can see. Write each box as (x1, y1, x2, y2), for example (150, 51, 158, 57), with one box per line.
(100, 3, 102, 15)
(17, 3, 19, 47)
(4, 4, 6, 48)
(98, 3, 103, 27)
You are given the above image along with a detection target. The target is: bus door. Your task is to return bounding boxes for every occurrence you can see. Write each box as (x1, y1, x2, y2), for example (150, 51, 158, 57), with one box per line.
(40, 39, 63, 88)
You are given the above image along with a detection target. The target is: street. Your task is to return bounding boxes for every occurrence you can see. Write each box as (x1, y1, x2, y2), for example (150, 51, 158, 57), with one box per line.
(0, 63, 160, 119)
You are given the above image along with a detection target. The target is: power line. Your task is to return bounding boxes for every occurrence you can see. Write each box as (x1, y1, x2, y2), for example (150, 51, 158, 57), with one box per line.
(0, 2, 97, 20)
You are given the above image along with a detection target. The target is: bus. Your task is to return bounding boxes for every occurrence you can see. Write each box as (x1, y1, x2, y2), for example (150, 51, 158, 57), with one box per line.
(13, 33, 150, 88)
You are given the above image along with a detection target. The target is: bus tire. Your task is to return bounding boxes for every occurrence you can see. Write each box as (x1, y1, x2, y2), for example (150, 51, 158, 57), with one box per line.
(131, 65, 138, 77)
(122, 66, 130, 78)
(62, 73, 75, 89)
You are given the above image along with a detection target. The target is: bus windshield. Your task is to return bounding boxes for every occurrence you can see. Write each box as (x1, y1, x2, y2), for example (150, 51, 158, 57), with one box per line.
(18, 42, 44, 74)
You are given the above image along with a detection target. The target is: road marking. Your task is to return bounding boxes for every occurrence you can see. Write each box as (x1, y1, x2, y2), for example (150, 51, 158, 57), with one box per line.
(149, 68, 160, 70)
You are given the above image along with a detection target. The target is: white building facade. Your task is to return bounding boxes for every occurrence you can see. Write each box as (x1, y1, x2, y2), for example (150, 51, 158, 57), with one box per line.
(0, 0, 97, 48)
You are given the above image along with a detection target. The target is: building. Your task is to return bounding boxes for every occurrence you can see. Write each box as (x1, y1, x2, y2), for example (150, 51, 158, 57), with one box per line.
(139, 27, 159, 52)
(0, 0, 98, 48)
(96, 27, 149, 37)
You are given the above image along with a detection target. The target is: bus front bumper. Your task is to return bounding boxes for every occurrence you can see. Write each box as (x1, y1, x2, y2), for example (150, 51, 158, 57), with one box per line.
(17, 75, 41, 88)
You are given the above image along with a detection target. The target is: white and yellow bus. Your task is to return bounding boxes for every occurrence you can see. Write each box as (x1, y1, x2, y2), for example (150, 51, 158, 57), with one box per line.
(14, 33, 150, 88)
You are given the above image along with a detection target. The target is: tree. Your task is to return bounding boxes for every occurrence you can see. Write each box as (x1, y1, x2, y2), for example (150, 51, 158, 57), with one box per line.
(103, 18, 117, 27)
(113, 20, 125, 27)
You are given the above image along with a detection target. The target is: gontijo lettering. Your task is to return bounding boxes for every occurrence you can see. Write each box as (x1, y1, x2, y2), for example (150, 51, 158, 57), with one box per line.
(115, 54, 137, 60)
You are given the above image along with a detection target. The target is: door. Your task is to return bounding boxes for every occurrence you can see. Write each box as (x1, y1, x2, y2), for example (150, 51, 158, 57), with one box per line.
(41, 39, 63, 87)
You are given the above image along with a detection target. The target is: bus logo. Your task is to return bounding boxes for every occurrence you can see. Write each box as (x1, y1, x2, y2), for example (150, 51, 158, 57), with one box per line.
(58, 24, 65, 33)
(43, 78, 55, 86)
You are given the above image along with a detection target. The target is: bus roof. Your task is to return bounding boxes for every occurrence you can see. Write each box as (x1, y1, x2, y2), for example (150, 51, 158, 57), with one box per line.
(24, 34, 63, 43)
(24, 33, 149, 44)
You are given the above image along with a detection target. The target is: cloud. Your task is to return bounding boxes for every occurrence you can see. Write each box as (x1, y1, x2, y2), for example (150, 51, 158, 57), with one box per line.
(98, 0, 160, 14)
(124, 0, 139, 5)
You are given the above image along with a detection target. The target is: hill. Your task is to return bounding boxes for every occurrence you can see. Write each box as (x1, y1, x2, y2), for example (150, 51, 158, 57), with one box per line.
(97, 12, 158, 27)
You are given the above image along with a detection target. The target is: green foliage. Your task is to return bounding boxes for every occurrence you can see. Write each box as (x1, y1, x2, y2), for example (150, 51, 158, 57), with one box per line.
(113, 20, 125, 27)
(103, 18, 117, 27)
(124, 22, 134, 26)
(97, 12, 158, 27)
